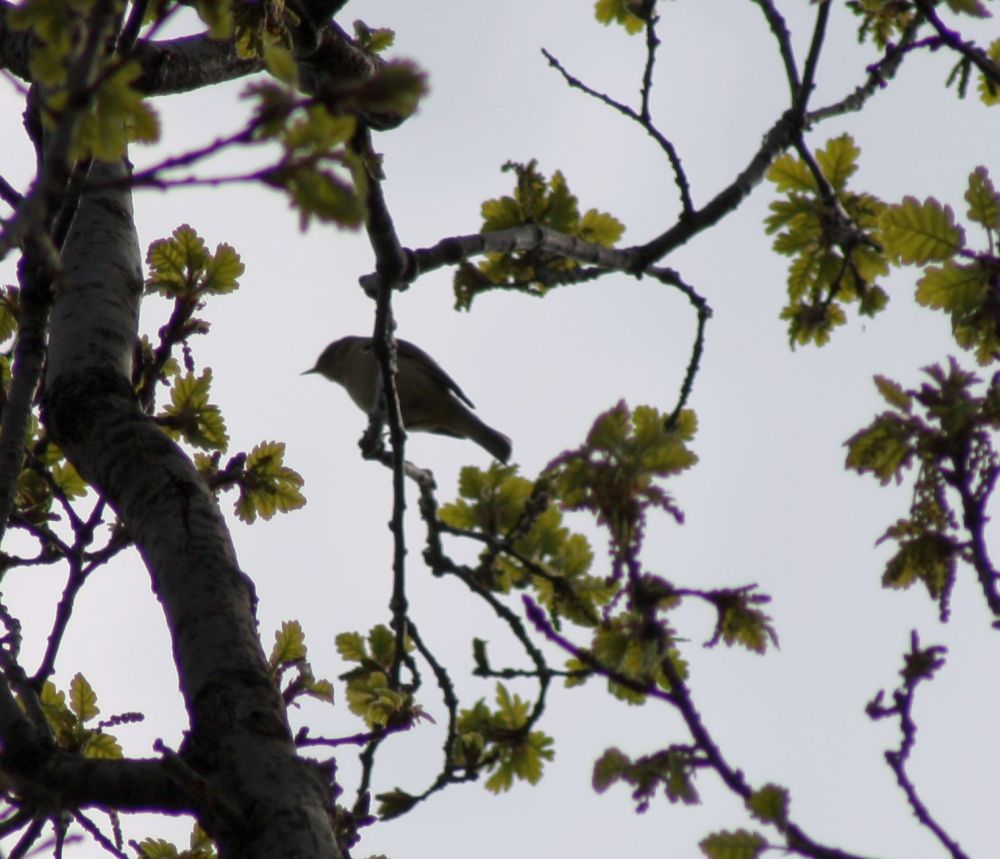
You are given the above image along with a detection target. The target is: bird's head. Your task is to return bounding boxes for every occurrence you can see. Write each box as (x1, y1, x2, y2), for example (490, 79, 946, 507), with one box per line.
(303, 336, 364, 383)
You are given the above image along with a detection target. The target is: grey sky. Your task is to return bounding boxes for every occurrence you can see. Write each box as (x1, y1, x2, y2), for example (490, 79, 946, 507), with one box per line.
(1, 2, 998, 857)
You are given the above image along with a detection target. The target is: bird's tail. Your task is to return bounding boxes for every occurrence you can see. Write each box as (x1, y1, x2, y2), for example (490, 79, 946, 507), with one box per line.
(463, 412, 512, 463)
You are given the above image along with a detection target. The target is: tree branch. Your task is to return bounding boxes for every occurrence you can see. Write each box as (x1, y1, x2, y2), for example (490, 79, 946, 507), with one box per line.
(912, 0, 1000, 89)
(867, 633, 967, 859)
(751, 0, 801, 98)
(636, 107, 800, 265)
(355, 126, 411, 690)
(541, 47, 692, 216)
(808, 17, 923, 122)
(45, 157, 342, 859)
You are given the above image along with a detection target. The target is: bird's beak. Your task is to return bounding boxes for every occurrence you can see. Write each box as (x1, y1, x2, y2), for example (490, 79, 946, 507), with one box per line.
(301, 367, 318, 376)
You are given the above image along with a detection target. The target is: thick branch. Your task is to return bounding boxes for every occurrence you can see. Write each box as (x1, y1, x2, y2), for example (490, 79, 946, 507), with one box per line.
(0, 0, 120, 541)
(389, 225, 648, 286)
(1, 671, 187, 814)
(44, 159, 341, 859)
(636, 108, 800, 265)
(0, 238, 58, 545)
(8, 753, 194, 815)
(131, 34, 261, 95)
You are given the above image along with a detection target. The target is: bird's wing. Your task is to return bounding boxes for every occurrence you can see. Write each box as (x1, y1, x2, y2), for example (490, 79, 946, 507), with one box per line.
(395, 338, 476, 408)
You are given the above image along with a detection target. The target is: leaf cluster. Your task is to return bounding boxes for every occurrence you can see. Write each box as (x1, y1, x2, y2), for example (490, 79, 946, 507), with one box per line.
(593, 745, 700, 810)
(438, 464, 611, 625)
(24, 674, 138, 760)
(454, 160, 624, 309)
(269, 620, 334, 707)
(336, 625, 416, 729)
(704, 587, 779, 655)
(242, 442, 305, 522)
(564, 606, 688, 703)
(248, 88, 365, 231)
(352, 20, 396, 54)
(699, 829, 769, 859)
(548, 402, 697, 569)
(438, 402, 772, 714)
(12, 432, 87, 528)
(846, 0, 916, 48)
(846, 360, 1000, 616)
(145, 224, 243, 301)
(593, 0, 649, 34)
(245, 58, 426, 229)
(766, 134, 889, 347)
(881, 169, 1000, 365)
(232, 0, 297, 62)
(134, 825, 217, 859)
(71, 61, 159, 160)
(142, 225, 306, 524)
(9, 0, 160, 160)
(976, 39, 1000, 105)
(452, 683, 554, 793)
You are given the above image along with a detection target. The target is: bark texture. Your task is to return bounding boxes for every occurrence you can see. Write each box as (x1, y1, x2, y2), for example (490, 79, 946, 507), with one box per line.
(44, 160, 342, 857)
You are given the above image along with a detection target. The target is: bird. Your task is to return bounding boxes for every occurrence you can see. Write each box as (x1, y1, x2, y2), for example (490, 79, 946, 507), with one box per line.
(305, 336, 512, 462)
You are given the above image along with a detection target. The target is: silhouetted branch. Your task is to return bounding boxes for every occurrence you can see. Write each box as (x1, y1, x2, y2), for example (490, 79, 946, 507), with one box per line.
(867, 633, 967, 859)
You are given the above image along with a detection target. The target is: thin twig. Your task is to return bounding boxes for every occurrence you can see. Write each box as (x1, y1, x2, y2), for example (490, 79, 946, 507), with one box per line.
(526, 596, 876, 859)
(867, 633, 967, 859)
(355, 125, 411, 691)
(795, 0, 832, 116)
(752, 0, 801, 98)
(540, 48, 693, 216)
(913, 0, 1000, 88)
(808, 17, 923, 122)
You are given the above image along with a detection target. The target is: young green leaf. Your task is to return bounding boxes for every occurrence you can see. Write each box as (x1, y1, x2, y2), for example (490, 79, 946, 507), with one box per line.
(880, 197, 965, 264)
(335, 631, 367, 663)
(816, 134, 860, 192)
(964, 166, 1000, 230)
(748, 784, 789, 825)
(82, 731, 123, 760)
(915, 260, 985, 313)
(353, 20, 395, 53)
(270, 620, 307, 669)
(977, 40, 1000, 105)
(160, 369, 229, 451)
(69, 673, 99, 723)
(592, 747, 631, 792)
(699, 830, 768, 859)
(0, 286, 19, 344)
(767, 153, 817, 194)
(594, 0, 646, 34)
(264, 43, 298, 87)
(235, 441, 305, 523)
(73, 62, 160, 161)
(844, 413, 915, 485)
(873, 375, 913, 412)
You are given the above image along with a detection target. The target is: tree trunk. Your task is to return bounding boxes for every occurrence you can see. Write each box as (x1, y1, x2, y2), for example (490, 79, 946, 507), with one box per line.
(44, 158, 342, 858)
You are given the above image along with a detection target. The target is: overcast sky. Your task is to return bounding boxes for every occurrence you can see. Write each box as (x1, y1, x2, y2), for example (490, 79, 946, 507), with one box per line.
(1, 2, 999, 857)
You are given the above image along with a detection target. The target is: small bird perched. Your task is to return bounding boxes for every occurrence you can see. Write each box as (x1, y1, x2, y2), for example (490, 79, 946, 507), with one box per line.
(305, 336, 512, 462)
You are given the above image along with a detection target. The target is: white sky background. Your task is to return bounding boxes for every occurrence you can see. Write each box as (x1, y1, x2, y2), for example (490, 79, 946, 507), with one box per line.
(1, 1, 999, 857)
